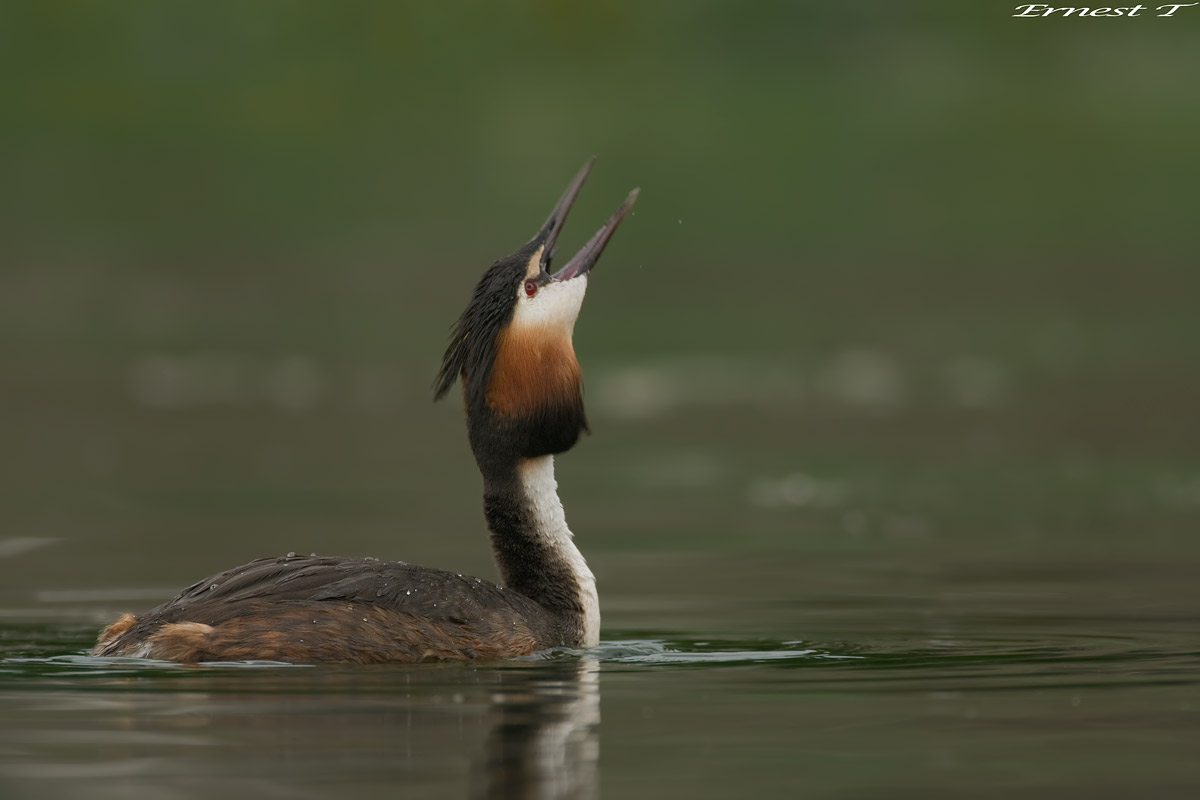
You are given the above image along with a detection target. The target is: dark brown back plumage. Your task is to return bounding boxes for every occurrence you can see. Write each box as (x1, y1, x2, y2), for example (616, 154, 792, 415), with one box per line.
(93, 555, 562, 662)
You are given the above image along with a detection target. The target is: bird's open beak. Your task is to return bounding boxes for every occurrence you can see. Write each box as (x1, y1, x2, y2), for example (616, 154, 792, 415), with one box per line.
(533, 158, 639, 282)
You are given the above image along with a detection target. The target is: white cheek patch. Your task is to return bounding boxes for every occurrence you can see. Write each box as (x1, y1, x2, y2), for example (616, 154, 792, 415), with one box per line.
(513, 275, 588, 338)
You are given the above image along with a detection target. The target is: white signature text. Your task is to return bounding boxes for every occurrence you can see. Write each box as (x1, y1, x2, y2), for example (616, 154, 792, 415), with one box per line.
(1013, 3, 1198, 15)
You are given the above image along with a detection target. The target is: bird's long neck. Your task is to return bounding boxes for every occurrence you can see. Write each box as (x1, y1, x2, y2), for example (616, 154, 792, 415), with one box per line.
(481, 455, 599, 648)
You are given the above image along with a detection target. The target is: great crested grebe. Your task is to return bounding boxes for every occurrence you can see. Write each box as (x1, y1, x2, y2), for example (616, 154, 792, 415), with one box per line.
(91, 160, 638, 663)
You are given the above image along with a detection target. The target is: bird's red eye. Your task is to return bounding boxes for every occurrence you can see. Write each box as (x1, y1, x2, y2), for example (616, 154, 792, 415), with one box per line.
(524, 280, 538, 297)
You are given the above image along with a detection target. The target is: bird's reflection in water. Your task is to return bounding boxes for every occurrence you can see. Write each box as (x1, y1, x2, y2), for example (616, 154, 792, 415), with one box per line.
(476, 659, 600, 800)
(0, 657, 603, 799)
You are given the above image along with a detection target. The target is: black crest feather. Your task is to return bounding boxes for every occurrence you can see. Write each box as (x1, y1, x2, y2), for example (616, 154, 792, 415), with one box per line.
(434, 241, 539, 408)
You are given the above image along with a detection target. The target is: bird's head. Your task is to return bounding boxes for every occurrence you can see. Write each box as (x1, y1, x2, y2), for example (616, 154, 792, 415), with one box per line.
(435, 159, 638, 471)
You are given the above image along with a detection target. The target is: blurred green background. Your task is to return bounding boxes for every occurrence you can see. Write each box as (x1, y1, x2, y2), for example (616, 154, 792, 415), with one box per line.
(3, 5, 1200, 796)
(1, 2, 1197, 610)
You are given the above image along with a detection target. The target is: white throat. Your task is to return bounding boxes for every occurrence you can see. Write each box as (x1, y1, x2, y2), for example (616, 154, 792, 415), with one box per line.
(512, 267, 589, 337)
(517, 455, 600, 647)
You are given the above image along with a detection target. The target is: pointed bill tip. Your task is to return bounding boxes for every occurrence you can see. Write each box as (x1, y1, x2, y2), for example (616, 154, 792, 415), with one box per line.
(550, 186, 639, 282)
(534, 158, 596, 256)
